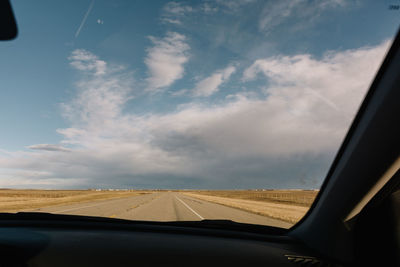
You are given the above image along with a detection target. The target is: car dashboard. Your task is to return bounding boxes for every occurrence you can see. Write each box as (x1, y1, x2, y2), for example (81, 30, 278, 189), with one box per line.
(0, 214, 334, 267)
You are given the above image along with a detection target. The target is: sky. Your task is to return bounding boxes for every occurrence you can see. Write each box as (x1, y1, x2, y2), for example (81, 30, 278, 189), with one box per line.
(0, 0, 399, 189)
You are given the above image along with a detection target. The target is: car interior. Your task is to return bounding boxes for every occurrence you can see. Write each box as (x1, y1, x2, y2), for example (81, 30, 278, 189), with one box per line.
(1, 1, 399, 266)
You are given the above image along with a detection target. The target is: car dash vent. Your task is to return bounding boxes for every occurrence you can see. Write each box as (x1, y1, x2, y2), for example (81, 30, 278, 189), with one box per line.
(285, 254, 342, 266)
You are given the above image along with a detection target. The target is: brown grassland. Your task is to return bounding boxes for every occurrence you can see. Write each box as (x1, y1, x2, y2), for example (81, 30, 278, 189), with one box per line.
(186, 190, 318, 206)
(183, 190, 319, 224)
(0, 189, 148, 212)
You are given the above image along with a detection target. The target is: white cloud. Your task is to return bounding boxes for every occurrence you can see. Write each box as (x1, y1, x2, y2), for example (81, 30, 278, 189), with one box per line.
(161, 18, 182, 25)
(145, 32, 190, 92)
(193, 65, 236, 97)
(0, 169, 85, 189)
(243, 40, 390, 117)
(64, 49, 134, 130)
(69, 49, 107, 76)
(163, 2, 193, 16)
(161, 2, 193, 25)
(258, 0, 346, 32)
(0, 41, 390, 188)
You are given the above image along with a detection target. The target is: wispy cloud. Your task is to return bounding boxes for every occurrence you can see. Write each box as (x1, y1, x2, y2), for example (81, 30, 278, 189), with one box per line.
(75, 0, 95, 38)
(193, 65, 236, 97)
(145, 32, 190, 92)
(163, 1, 193, 16)
(215, 0, 256, 10)
(28, 144, 70, 152)
(161, 18, 182, 25)
(170, 89, 188, 97)
(63, 49, 134, 128)
(161, 2, 193, 25)
(68, 49, 106, 76)
(201, 3, 219, 13)
(258, 0, 346, 32)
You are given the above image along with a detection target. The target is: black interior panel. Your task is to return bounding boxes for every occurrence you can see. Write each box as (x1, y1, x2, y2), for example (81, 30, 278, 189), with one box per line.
(0, 224, 317, 267)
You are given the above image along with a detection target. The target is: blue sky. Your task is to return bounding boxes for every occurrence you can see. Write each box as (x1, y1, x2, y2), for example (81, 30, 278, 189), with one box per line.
(0, 0, 399, 189)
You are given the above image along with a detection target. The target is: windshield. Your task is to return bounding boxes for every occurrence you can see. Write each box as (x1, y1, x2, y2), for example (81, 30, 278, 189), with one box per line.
(0, 0, 399, 229)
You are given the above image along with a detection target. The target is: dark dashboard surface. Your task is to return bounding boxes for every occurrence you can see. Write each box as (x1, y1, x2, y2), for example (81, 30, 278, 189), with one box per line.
(0, 215, 319, 267)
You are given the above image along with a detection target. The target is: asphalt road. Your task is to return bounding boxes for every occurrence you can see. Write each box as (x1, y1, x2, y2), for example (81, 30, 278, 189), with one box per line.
(31, 192, 291, 228)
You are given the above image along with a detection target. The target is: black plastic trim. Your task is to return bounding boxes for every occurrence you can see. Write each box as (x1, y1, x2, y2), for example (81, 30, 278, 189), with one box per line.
(0, 0, 18, 40)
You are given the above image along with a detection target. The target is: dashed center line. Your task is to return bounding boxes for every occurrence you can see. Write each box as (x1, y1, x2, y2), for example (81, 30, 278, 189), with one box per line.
(52, 202, 109, 213)
(50, 194, 157, 214)
(175, 196, 204, 220)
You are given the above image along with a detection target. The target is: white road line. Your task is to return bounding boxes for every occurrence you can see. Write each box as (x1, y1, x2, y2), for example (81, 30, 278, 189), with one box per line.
(53, 202, 109, 213)
(175, 196, 204, 220)
(52, 194, 154, 213)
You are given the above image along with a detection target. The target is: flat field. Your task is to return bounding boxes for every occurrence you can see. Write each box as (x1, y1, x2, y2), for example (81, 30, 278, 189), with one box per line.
(186, 190, 318, 206)
(183, 190, 319, 224)
(0, 189, 148, 212)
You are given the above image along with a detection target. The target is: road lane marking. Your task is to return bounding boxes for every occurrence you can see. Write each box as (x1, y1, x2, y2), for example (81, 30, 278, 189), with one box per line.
(109, 214, 117, 218)
(175, 196, 204, 220)
(52, 202, 110, 213)
(51, 194, 154, 213)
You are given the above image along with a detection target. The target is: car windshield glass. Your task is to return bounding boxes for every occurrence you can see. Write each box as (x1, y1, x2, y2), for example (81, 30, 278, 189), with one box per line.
(0, 0, 399, 229)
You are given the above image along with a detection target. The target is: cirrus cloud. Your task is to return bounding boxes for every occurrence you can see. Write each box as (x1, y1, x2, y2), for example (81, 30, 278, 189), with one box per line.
(258, 0, 346, 33)
(68, 49, 107, 76)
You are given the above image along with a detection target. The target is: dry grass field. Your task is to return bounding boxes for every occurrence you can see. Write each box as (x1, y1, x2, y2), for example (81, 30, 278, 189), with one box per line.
(0, 189, 148, 212)
(183, 190, 319, 224)
(187, 190, 318, 206)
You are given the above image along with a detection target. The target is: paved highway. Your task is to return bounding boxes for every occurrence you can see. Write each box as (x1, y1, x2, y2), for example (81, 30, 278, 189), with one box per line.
(31, 192, 291, 228)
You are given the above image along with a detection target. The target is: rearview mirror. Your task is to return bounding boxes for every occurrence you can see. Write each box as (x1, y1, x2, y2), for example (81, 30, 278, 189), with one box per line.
(0, 0, 18, 40)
